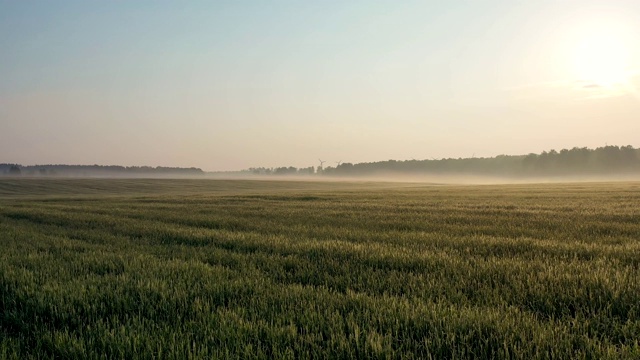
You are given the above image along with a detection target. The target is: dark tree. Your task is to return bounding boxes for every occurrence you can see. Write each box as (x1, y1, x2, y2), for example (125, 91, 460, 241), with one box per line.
(8, 165, 21, 176)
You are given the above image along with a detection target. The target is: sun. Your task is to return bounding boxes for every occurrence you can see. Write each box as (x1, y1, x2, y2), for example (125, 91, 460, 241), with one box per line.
(572, 27, 632, 87)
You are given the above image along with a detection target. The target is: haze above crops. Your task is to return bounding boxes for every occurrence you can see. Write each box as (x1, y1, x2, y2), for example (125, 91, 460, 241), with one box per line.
(2, 1, 640, 358)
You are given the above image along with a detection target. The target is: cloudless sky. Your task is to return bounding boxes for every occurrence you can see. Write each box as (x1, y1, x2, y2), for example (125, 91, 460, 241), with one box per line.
(1, 0, 639, 171)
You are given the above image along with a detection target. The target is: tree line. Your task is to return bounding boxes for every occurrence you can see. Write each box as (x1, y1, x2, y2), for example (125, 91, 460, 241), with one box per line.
(246, 145, 640, 177)
(3, 145, 638, 178)
(0, 164, 204, 177)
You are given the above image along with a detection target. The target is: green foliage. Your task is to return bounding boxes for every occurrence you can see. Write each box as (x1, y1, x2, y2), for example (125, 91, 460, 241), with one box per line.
(0, 164, 203, 177)
(1, 179, 640, 359)
(247, 145, 640, 177)
(325, 145, 640, 176)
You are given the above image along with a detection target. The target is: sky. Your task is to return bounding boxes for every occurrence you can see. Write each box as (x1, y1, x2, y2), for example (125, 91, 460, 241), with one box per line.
(1, 0, 639, 171)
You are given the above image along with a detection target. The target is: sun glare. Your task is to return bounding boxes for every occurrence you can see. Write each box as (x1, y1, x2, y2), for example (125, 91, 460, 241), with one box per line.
(572, 26, 632, 87)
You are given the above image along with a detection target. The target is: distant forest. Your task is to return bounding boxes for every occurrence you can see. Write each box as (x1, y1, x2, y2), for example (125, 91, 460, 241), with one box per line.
(248, 145, 640, 177)
(0, 164, 204, 177)
(3, 145, 639, 178)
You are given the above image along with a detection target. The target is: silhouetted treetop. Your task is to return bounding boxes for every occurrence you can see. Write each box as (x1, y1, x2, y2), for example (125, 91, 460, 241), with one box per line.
(0, 164, 204, 177)
(243, 145, 640, 178)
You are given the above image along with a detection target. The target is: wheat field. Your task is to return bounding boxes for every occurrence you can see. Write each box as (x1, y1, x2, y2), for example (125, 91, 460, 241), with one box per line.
(1, 179, 639, 359)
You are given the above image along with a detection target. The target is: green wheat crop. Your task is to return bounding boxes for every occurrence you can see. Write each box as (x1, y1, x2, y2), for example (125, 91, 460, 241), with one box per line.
(1, 179, 639, 359)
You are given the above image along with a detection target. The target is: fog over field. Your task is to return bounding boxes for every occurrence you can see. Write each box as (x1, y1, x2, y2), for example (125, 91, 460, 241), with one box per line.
(3, 1, 640, 359)
(4, 145, 640, 185)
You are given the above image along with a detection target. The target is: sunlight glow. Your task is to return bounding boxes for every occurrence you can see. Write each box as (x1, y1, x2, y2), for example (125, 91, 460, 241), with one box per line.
(572, 26, 632, 87)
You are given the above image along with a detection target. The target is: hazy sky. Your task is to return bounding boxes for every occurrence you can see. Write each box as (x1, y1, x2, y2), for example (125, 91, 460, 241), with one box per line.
(2, 1, 639, 171)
